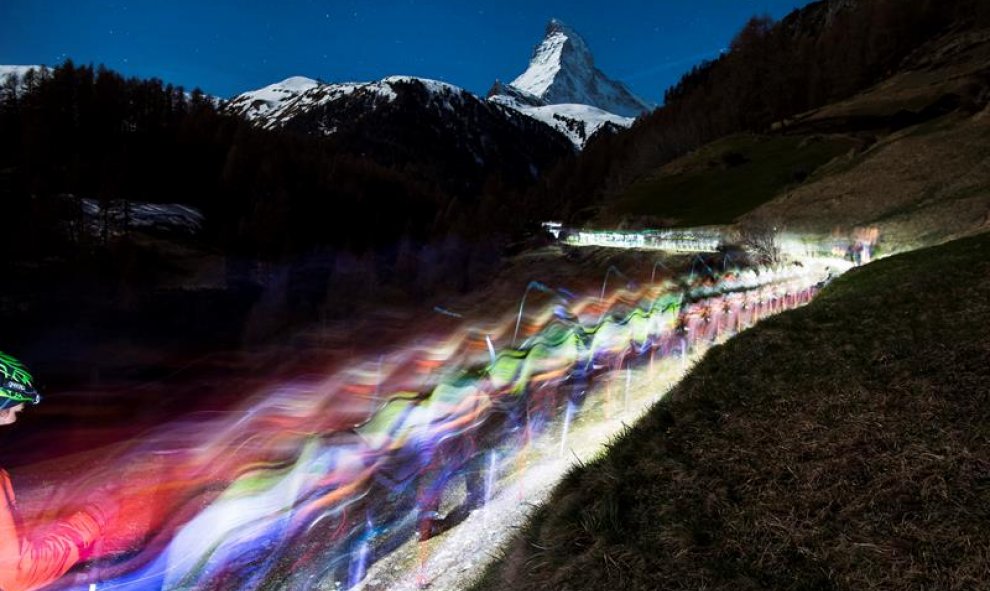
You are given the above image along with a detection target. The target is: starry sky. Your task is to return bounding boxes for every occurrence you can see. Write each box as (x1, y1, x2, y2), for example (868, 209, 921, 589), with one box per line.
(0, 0, 810, 103)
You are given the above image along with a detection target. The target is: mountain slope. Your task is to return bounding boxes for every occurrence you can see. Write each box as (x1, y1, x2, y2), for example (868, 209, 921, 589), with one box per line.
(599, 25, 990, 251)
(740, 28, 990, 250)
(486, 20, 650, 148)
(226, 75, 575, 195)
(508, 19, 652, 117)
(532, 0, 988, 227)
(488, 91, 633, 148)
(224, 75, 320, 122)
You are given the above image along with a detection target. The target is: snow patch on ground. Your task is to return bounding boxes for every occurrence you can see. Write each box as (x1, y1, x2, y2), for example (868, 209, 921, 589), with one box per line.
(79, 198, 204, 236)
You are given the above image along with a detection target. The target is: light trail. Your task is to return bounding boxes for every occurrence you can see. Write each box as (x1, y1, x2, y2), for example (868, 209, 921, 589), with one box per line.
(27, 252, 848, 591)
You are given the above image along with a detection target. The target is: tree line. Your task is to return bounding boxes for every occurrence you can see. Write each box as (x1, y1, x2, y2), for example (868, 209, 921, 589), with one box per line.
(0, 62, 531, 270)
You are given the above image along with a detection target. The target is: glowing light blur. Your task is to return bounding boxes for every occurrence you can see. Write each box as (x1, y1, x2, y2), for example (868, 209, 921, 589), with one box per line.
(560, 227, 723, 252)
(24, 253, 845, 590)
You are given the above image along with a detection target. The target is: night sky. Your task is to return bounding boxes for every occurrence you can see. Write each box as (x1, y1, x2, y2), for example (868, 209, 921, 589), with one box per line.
(1, 0, 809, 103)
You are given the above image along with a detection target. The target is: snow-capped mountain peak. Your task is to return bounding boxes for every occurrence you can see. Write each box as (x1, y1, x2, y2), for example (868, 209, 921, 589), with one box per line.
(510, 20, 592, 100)
(225, 75, 320, 121)
(507, 19, 652, 118)
(225, 75, 476, 129)
(486, 20, 649, 148)
(224, 72, 573, 196)
(275, 76, 320, 91)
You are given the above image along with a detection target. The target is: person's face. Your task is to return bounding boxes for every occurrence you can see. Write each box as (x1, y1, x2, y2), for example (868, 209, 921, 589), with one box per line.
(0, 403, 25, 426)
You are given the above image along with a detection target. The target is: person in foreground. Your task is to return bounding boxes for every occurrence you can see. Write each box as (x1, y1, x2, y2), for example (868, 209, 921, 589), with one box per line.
(0, 351, 111, 591)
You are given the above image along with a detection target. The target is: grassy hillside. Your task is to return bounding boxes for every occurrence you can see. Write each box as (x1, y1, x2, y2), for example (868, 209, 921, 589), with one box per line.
(739, 29, 990, 250)
(601, 27, 990, 248)
(473, 231, 990, 590)
(744, 108, 990, 251)
(605, 133, 857, 227)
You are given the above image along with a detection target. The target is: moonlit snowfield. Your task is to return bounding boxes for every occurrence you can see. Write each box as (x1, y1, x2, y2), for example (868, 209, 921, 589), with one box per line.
(28, 251, 848, 591)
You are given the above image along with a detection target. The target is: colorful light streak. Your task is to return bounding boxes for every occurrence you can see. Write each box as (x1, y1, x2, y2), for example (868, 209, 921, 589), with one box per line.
(20, 258, 844, 591)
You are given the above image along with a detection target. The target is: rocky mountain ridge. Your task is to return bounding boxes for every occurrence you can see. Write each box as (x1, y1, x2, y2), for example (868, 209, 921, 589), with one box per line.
(226, 74, 575, 195)
(503, 19, 652, 117)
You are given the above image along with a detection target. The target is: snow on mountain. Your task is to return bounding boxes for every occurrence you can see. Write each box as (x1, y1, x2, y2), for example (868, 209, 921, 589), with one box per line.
(382, 75, 461, 95)
(226, 75, 470, 131)
(225, 74, 574, 195)
(489, 94, 632, 148)
(229, 20, 650, 151)
(507, 19, 652, 118)
(488, 80, 546, 108)
(486, 19, 650, 148)
(0, 65, 43, 80)
(0, 65, 46, 93)
(236, 76, 319, 115)
(226, 76, 324, 123)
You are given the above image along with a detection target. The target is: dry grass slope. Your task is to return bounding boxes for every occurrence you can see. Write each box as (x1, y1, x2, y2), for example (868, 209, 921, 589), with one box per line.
(747, 108, 990, 250)
(601, 27, 990, 251)
(473, 231, 990, 591)
(605, 134, 858, 227)
(742, 28, 990, 250)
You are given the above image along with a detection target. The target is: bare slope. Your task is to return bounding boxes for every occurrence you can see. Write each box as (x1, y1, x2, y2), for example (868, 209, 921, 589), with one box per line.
(602, 133, 858, 227)
(603, 28, 990, 248)
(744, 107, 990, 250)
(474, 231, 990, 591)
(741, 29, 990, 249)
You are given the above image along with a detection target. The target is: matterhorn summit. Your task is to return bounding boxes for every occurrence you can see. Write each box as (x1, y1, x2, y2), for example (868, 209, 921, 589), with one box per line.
(488, 19, 651, 148)
(509, 19, 652, 117)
